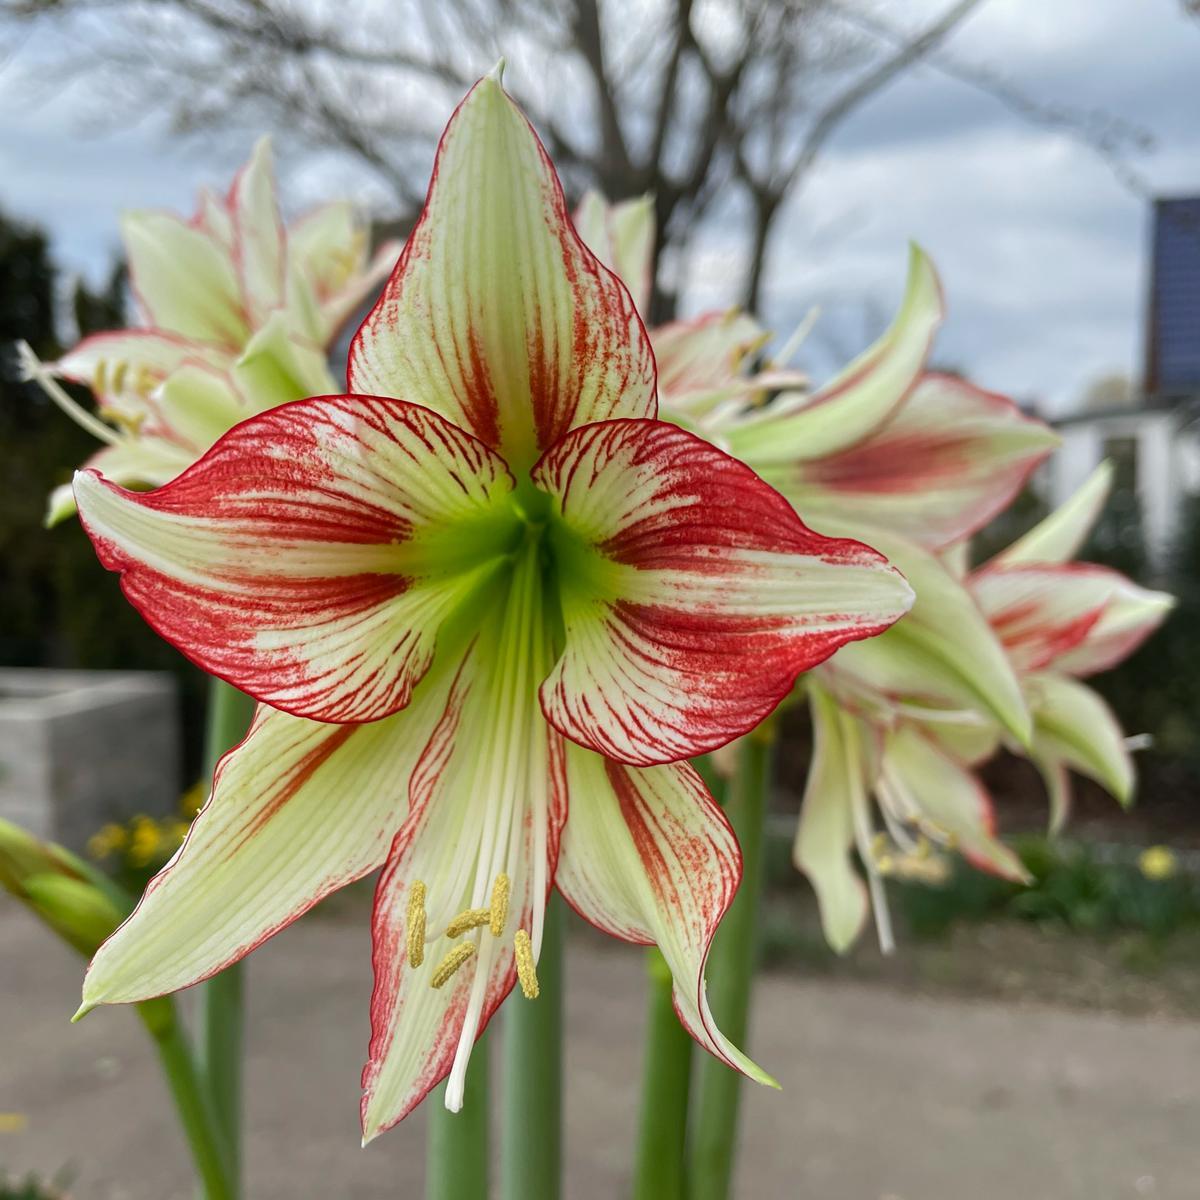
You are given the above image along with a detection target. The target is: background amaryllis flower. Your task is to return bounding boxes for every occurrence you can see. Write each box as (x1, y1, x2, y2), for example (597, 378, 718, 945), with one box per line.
(29, 137, 396, 524)
(970, 462, 1174, 832)
(69, 68, 914, 1140)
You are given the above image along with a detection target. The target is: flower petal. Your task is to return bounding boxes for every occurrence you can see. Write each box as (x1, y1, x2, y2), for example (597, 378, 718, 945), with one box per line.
(362, 623, 567, 1137)
(725, 243, 943, 465)
(533, 419, 913, 766)
(348, 69, 655, 471)
(969, 563, 1122, 672)
(556, 741, 776, 1086)
(652, 310, 773, 416)
(1052, 577, 1174, 677)
(74, 396, 518, 722)
(46, 439, 195, 526)
(879, 725, 1029, 882)
(815, 529, 1031, 743)
(80, 681, 450, 1009)
(231, 311, 338, 411)
(121, 210, 249, 348)
(574, 190, 656, 316)
(154, 362, 246, 452)
(777, 374, 1058, 549)
(1027, 671, 1134, 805)
(995, 461, 1113, 566)
(793, 687, 870, 953)
(229, 137, 287, 328)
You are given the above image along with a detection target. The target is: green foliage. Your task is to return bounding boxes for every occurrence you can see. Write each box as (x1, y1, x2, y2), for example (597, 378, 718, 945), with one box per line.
(0, 1170, 72, 1200)
(896, 836, 1200, 942)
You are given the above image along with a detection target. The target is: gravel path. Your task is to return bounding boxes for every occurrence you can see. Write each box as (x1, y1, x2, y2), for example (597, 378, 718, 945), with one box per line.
(3, 903, 1198, 1199)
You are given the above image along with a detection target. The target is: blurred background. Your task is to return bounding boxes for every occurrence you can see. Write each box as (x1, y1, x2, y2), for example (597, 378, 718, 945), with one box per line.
(1, 1, 1198, 1197)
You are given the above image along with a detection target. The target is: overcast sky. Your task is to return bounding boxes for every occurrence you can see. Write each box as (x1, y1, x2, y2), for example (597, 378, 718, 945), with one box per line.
(1, 0, 1197, 414)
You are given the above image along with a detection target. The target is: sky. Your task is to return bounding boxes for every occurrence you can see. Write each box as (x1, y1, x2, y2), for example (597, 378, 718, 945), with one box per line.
(1, 0, 1197, 415)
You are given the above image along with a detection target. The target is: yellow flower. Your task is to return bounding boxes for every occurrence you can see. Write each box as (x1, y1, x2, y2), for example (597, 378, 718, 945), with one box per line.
(1138, 845, 1177, 882)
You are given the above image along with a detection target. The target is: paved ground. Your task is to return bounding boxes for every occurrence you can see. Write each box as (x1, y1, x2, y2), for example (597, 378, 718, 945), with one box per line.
(3, 901, 1199, 1199)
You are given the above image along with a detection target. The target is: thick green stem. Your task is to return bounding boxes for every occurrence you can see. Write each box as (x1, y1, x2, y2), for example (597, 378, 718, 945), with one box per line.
(139, 998, 234, 1200)
(689, 726, 775, 1200)
(197, 677, 256, 1192)
(500, 895, 563, 1200)
(633, 949, 693, 1200)
(427, 1032, 490, 1200)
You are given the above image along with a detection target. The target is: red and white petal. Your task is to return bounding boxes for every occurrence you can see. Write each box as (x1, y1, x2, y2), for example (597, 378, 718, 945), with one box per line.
(74, 396, 517, 723)
(362, 629, 568, 1138)
(822, 529, 1031, 742)
(46, 439, 196, 527)
(793, 687, 870, 953)
(533, 419, 913, 766)
(556, 742, 777, 1086)
(120, 210, 249, 349)
(1027, 671, 1134, 806)
(726, 244, 943, 465)
(994, 461, 1113, 567)
(781, 375, 1058, 550)
(970, 563, 1123, 673)
(878, 725, 1029, 883)
(574, 190, 656, 316)
(80, 677, 451, 1009)
(1053, 578, 1174, 677)
(348, 69, 655, 472)
(652, 310, 770, 415)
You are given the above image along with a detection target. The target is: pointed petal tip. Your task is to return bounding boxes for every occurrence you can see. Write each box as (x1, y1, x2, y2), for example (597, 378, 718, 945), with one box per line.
(487, 57, 507, 85)
(71, 1000, 96, 1023)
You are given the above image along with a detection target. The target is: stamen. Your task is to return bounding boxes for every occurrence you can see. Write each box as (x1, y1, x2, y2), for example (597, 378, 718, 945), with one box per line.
(111, 359, 128, 393)
(431, 942, 477, 989)
(490, 873, 510, 937)
(406, 881, 426, 968)
(445, 907, 491, 938)
(514, 929, 539, 999)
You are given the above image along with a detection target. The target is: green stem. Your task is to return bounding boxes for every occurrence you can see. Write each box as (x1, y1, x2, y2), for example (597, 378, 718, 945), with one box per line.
(139, 998, 234, 1200)
(427, 1032, 490, 1200)
(633, 949, 693, 1200)
(688, 726, 775, 1200)
(500, 895, 563, 1200)
(197, 677, 256, 1192)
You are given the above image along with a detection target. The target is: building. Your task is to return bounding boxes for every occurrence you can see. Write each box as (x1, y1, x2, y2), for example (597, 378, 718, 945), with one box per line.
(1048, 197, 1200, 568)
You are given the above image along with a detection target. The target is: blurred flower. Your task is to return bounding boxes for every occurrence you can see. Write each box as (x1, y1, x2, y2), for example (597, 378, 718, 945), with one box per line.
(1138, 845, 1178, 882)
(69, 69, 913, 1139)
(970, 462, 1175, 832)
(23, 138, 397, 525)
(578, 192, 1065, 954)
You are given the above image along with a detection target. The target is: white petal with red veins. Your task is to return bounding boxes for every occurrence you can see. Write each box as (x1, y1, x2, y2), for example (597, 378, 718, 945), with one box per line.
(348, 71, 655, 472)
(533, 419, 913, 766)
(74, 396, 519, 723)
(556, 742, 776, 1086)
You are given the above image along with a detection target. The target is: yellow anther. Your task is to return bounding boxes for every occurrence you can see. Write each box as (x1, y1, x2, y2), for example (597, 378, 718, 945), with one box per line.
(446, 907, 492, 938)
(875, 854, 895, 876)
(406, 881, 427, 969)
(490, 873, 510, 937)
(111, 360, 128, 393)
(514, 929, 539, 1000)
(94, 360, 108, 393)
(136, 365, 155, 395)
(431, 941, 477, 989)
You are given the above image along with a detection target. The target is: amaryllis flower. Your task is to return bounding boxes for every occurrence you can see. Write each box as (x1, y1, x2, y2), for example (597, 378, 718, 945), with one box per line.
(30, 138, 396, 524)
(70, 69, 914, 1139)
(969, 462, 1174, 831)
